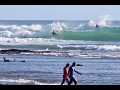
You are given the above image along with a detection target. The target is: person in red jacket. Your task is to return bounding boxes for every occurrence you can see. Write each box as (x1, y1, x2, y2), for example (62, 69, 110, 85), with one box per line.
(61, 63, 70, 85)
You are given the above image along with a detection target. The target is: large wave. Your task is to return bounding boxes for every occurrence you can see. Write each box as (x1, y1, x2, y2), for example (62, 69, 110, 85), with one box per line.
(0, 15, 120, 41)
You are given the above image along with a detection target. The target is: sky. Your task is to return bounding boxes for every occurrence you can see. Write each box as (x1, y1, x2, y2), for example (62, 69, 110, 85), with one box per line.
(0, 5, 120, 20)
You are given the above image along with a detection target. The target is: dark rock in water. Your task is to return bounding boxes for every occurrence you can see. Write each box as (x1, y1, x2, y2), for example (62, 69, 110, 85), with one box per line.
(0, 49, 69, 55)
(0, 49, 36, 54)
(10, 49, 20, 51)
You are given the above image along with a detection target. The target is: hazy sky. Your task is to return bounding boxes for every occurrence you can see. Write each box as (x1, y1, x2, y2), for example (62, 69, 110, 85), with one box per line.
(0, 5, 120, 20)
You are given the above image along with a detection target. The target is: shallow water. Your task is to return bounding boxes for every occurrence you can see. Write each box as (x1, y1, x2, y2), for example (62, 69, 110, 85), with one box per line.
(0, 54, 120, 85)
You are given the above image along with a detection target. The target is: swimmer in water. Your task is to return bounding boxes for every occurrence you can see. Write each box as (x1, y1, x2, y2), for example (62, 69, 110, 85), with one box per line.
(52, 30, 58, 36)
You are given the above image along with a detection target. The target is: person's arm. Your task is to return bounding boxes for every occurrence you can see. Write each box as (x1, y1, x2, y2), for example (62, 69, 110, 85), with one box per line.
(74, 69, 82, 75)
(76, 64, 83, 66)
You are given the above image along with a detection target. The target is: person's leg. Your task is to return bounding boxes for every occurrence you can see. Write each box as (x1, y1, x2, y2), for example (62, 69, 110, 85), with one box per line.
(69, 78, 73, 85)
(72, 76, 77, 85)
(61, 79, 65, 85)
(74, 80, 77, 85)
(66, 78, 70, 85)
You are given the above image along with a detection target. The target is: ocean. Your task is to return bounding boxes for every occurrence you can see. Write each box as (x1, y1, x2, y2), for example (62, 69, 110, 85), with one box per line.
(0, 16, 120, 85)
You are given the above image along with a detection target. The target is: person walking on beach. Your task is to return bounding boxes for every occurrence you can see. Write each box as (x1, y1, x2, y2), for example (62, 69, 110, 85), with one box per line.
(61, 63, 70, 85)
(68, 62, 82, 85)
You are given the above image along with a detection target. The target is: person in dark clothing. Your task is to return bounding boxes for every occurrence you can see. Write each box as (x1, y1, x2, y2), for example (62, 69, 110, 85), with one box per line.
(52, 30, 58, 36)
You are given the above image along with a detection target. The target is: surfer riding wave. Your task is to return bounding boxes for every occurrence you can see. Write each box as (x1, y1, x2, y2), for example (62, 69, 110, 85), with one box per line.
(52, 30, 58, 36)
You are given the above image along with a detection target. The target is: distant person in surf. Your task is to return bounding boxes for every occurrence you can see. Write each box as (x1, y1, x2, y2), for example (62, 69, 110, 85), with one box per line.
(52, 30, 58, 36)
(61, 63, 70, 85)
(96, 24, 99, 29)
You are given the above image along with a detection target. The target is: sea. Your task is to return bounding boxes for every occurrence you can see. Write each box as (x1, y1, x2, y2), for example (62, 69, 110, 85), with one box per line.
(0, 15, 120, 85)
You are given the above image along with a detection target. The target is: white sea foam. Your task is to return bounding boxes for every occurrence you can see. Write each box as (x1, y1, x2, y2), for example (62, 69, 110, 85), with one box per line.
(0, 79, 60, 85)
